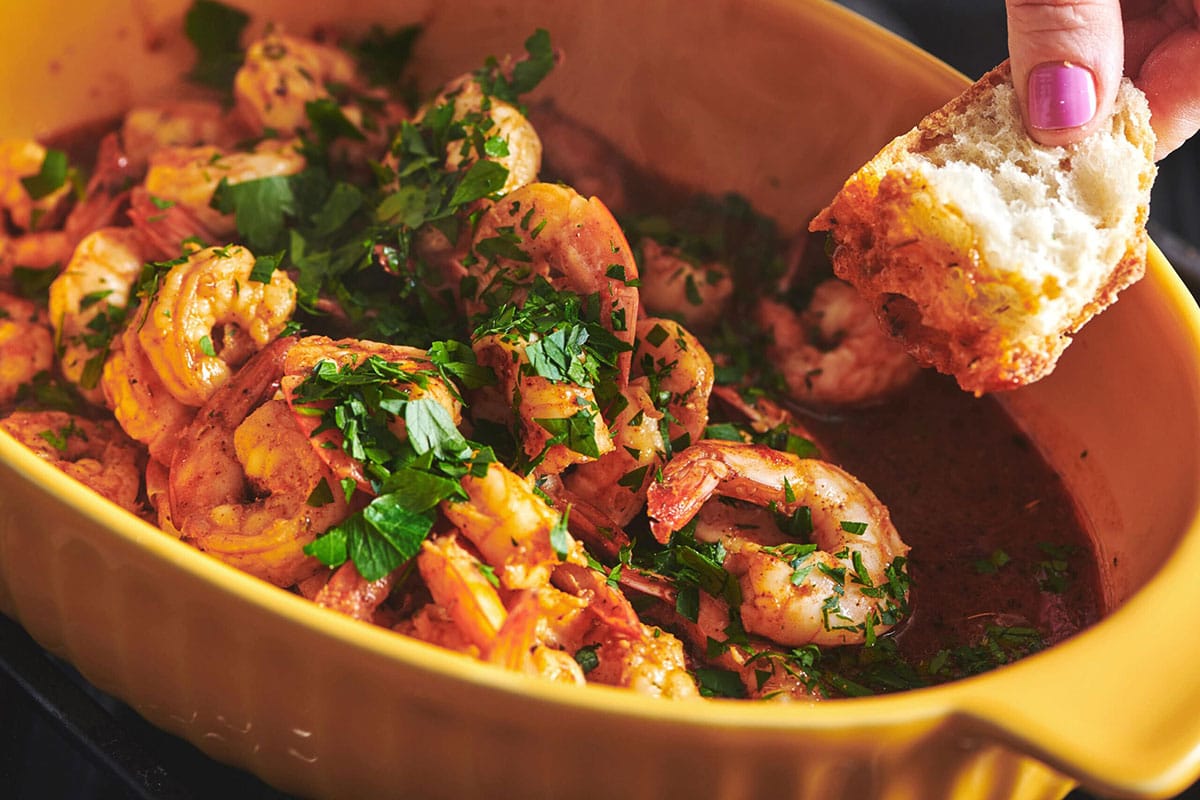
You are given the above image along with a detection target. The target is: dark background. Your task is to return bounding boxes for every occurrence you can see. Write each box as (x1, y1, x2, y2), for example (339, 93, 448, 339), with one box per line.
(2, 2, 1199, 798)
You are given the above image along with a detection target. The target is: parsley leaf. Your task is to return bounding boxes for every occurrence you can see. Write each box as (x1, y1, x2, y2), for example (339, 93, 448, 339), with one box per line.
(297, 354, 494, 579)
(21, 149, 69, 200)
(351, 24, 422, 90)
(184, 0, 249, 92)
(535, 408, 603, 459)
(211, 176, 296, 252)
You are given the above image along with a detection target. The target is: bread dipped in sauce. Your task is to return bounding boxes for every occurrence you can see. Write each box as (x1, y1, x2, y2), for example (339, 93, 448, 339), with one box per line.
(810, 62, 1156, 395)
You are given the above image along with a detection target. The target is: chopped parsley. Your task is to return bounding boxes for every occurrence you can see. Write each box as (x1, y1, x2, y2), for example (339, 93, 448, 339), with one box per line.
(629, 522, 741, 623)
(973, 547, 1012, 575)
(1035, 542, 1078, 594)
(37, 418, 86, 452)
(21, 148, 71, 201)
(296, 354, 495, 580)
(183, 0, 250, 93)
(374, 29, 555, 273)
(473, 277, 629, 389)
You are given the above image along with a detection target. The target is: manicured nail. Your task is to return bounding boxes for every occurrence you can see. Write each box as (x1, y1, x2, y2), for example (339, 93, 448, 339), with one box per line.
(1028, 61, 1097, 130)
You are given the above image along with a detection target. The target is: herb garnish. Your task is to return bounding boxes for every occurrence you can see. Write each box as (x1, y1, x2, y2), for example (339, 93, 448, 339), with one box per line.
(296, 354, 494, 580)
(184, 0, 250, 93)
(21, 149, 71, 201)
(1035, 542, 1078, 593)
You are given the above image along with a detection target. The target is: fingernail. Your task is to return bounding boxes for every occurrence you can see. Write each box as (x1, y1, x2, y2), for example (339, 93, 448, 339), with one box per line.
(1028, 61, 1097, 130)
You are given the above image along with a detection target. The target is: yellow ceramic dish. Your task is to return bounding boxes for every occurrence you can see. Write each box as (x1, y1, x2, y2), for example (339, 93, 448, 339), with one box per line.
(2, 1, 1200, 798)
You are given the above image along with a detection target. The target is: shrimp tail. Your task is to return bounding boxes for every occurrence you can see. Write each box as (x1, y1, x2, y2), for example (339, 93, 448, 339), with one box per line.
(646, 454, 730, 543)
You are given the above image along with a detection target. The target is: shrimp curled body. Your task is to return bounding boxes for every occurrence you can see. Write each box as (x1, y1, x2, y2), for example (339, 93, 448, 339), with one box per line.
(0, 410, 144, 514)
(647, 440, 910, 647)
(48, 227, 147, 403)
(760, 279, 919, 406)
(0, 292, 54, 406)
(138, 244, 298, 407)
(466, 181, 639, 378)
(168, 337, 351, 586)
(467, 182, 640, 474)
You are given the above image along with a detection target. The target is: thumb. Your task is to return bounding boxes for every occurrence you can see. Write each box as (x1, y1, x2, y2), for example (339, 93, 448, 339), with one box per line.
(1006, 0, 1125, 147)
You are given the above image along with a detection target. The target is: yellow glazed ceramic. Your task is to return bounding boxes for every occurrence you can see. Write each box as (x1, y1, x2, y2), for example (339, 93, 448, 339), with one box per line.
(2, 1, 1199, 799)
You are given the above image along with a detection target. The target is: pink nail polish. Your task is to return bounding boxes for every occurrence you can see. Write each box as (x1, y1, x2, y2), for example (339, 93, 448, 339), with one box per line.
(1028, 61, 1097, 130)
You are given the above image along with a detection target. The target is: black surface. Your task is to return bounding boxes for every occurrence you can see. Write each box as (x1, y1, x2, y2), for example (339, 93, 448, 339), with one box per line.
(3, 608, 1200, 800)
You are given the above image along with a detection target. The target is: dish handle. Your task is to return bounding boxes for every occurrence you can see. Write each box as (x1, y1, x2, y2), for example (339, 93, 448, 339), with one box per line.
(954, 555, 1200, 798)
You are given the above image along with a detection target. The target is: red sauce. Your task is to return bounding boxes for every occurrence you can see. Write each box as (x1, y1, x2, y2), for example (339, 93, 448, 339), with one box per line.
(805, 370, 1103, 667)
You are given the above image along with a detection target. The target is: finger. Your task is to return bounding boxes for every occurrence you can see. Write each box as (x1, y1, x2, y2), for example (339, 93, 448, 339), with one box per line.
(1123, 0, 1190, 73)
(1131, 23, 1200, 159)
(1123, 0, 1200, 159)
(1006, 0, 1126, 146)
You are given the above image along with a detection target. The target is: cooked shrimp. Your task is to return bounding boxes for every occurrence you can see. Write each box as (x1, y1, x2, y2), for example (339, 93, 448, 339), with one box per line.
(142, 140, 305, 240)
(646, 440, 910, 647)
(377, 70, 541, 286)
(419, 548, 698, 696)
(425, 75, 542, 197)
(563, 317, 713, 525)
(4, 135, 135, 278)
(441, 461, 584, 591)
(466, 181, 639, 380)
(465, 182, 639, 474)
(417, 533, 509, 650)
(126, 187, 215, 260)
(661, 591, 818, 701)
(759, 279, 920, 406)
(638, 238, 734, 331)
(121, 100, 247, 172)
(0, 292, 54, 406)
(168, 337, 351, 586)
(633, 317, 714, 446)
(233, 30, 359, 136)
(47, 227, 147, 403)
(0, 410, 144, 514)
(136, 244, 297, 407)
(482, 584, 611, 686)
(101, 324, 197, 464)
(559, 381, 662, 526)
(487, 594, 590, 685)
(313, 561, 399, 624)
(471, 331, 615, 476)
(279, 335, 463, 494)
(551, 562, 699, 698)
(534, 473, 634, 561)
(0, 139, 71, 232)
(410, 533, 586, 684)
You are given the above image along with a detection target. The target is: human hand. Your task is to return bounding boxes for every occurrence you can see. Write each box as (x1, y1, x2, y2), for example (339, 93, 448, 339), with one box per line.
(1007, 0, 1199, 160)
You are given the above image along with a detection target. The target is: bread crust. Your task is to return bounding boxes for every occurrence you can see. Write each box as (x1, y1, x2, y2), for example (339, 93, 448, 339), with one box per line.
(810, 62, 1155, 394)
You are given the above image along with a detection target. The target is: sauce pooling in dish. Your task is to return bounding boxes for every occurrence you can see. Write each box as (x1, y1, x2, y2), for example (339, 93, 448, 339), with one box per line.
(806, 372, 1101, 681)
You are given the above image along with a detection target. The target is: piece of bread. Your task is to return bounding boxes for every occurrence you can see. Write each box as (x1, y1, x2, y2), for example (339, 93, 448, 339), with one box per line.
(809, 62, 1156, 394)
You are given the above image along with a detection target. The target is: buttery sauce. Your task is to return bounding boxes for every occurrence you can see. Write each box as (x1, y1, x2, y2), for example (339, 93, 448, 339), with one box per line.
(806, 370, 1102, 670)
